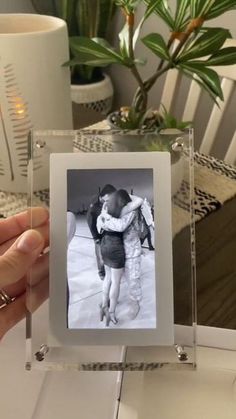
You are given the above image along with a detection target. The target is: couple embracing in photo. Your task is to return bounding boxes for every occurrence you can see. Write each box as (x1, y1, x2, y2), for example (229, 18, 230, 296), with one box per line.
(87, 184, 154, 327)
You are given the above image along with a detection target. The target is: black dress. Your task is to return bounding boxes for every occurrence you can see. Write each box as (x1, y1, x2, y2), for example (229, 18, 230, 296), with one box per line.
(101, 231, 125, 269)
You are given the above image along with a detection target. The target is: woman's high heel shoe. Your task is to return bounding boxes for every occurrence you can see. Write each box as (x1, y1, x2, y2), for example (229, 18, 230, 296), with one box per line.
(105, 310, 118, 327)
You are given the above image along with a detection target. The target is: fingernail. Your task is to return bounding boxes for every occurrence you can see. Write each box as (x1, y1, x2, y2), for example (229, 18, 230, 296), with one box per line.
(16, 230, 42, 253)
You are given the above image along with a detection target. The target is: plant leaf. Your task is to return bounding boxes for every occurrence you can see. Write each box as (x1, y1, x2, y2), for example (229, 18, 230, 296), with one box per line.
(134, 58, 147, 65)
(190, 0, 215, 18)
(204, 47, 236, 66)
(190, 0, 203, 17)
(119, 22, 130, 58)
(174, 0, 191, 32)
(205, 0, 236, 20)
(119, 16, 145, 57)
(179, 67, 220, 105)
(56, 0, 78, 36)
(69, 36, 126, 67)
(142, 33, 170, 60)
(143, 0, 175, 30)
(98, 0, 118, 39)
(178, 28, 231, 61)
(115, 0, 141, 14)
(76, 0, 97, 37)
(198, 0, 215, 17)
(118, 0, 159, 59)
(133, 0, 163, 49)
(92, 37, 115, 49)
(60, 0, 76, 21)
(179, 62, 224, 101)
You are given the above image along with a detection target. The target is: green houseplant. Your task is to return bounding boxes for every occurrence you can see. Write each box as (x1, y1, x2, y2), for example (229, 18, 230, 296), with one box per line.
(31, 0, 117, 125)
(66, 0, 236, 129)
(31, 0, 116, 83)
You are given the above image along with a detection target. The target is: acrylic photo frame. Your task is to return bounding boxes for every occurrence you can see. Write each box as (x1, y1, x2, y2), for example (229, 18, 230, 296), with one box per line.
(27, 128, 196, 371)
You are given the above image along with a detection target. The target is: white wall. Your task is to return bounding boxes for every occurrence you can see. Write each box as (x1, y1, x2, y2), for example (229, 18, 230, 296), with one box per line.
(67, 168, 153, 213)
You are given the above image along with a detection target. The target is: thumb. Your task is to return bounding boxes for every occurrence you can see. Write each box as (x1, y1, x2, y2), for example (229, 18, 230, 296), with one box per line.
(0, 230, 44, 289)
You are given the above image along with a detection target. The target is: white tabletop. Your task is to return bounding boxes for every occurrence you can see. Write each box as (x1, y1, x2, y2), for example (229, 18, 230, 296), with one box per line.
(0, 313, 119, 419)
(118, 346, 236, 419)
(1, 319, 236, 419)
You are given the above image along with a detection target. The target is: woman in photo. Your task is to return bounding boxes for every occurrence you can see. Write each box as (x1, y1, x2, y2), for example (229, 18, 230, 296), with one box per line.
(97, 190, 143, 326)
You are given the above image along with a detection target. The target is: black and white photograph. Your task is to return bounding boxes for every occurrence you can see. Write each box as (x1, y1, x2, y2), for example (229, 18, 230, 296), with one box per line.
(67, 168, 156, 329)
(50, 152, 174, 346)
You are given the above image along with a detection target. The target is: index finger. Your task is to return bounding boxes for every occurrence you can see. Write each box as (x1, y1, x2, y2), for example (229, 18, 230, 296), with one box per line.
(0, 207, 49, 245)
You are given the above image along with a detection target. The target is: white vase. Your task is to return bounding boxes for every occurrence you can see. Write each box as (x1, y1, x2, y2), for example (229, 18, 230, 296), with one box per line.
(0, 14, 73, 193)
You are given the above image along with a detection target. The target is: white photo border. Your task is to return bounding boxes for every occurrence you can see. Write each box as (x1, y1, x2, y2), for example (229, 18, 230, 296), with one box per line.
(49, 152, 174, 346)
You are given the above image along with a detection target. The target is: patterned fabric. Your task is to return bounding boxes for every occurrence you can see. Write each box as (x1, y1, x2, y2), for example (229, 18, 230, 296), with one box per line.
(0, 191, 28, 218)
(173, 181, 221, 219)
(172, 152, 236, 235)
(125, 256, 142, 302)
(194, 152, 236, 180)
(123, 211, 142, 259)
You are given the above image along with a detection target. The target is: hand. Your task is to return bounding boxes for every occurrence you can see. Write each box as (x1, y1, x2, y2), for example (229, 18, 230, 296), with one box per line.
(0, 208, 49, 341)
(150, 221, 155, 230)
(102, 203, 108, 212)
(101, 207, 110, 220)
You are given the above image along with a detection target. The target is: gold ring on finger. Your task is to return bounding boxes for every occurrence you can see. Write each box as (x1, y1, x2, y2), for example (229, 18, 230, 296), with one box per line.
(0, 289, 16, 309)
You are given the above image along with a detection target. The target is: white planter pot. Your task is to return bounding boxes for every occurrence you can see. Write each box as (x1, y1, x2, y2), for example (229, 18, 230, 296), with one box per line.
(0, 14, 73, 193)
(71, 74, 114, 115)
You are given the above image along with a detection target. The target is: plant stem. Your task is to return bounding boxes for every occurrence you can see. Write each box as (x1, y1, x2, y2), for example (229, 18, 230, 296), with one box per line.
(133, 37, 174, 110)
(144, 37, 175, 90)
(133, 17, 204, 112)
(126, 13, 147, 112)
(133, 62, 172, 111)
(155, 37, 174, 73)
(145, 35, 190, 91)
(90, 0, 100, 38)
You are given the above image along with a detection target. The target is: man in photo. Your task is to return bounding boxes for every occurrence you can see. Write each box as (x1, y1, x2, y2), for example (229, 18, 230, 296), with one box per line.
(140, 198, 155, 251)
(87, 184, 116, 280)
